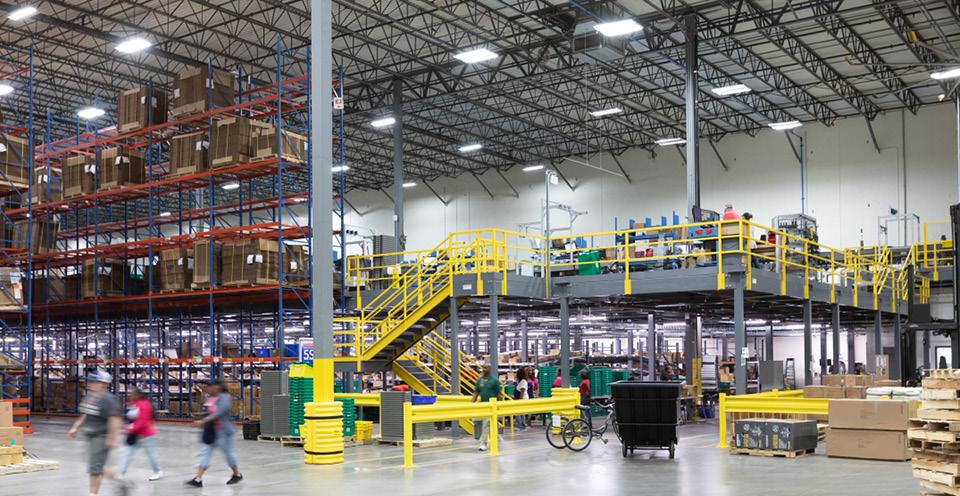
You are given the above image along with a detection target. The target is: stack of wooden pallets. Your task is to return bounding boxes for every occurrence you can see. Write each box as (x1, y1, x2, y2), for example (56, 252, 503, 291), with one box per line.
(911, 369, 960, 495)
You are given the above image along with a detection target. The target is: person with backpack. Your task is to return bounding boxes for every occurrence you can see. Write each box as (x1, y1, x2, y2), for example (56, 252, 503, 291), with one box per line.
(514, 368, 529, 431)
(67, 369, 128, 496)
(185, 382, 243, 488)
(117, 387, 162, 481)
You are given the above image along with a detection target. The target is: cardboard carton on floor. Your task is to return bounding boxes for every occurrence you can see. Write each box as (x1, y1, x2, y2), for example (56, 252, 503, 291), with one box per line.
(0, 426, 23, 447)
(844, 386, 868, 399)
(0, 402, 11, 427)
(823, 375, 844, 387)
(826, 428, 909, 461)
(828, 399, 917, 431)
(804, 386, 845, 399)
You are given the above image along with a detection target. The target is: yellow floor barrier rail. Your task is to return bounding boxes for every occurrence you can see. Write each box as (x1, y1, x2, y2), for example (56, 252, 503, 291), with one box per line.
(715, 390, 828, 449)
(334, 392, 381, 408)
(401, 388, 579, 468)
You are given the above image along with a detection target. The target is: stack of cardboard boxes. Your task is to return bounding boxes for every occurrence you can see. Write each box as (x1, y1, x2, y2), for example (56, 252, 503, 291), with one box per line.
(116, 85, 168, 133)
(159, 247, 193, 292)
(0, 401, 24, 466)
(171, 67, 235, 117)
(827, 398, 917, 461)
(80, 258, 128, 299)
(169, 131, 209, 177)
(732, 418, 819, 454)
(62, 155, 97, 199)
(804, 374, 874, 399)
(0, 134, 29, 190)
(221, 239, 279, 287)
(98, 147, 146, 192)
(910, 369, 960, 494)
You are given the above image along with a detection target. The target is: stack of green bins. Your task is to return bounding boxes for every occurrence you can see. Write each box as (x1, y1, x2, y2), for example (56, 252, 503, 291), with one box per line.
(588, 366, 612, 397)
(334, 379, 343, 393)
(288, 375, 313, 437)
(335, 397, 357, 437)
(538, 366, 558, 398)
(611, 369, 630, 383)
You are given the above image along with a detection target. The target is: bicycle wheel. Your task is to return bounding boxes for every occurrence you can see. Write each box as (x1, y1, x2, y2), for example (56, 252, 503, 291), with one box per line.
(546, 416, 566, 449)
(562, 418, 593, 452)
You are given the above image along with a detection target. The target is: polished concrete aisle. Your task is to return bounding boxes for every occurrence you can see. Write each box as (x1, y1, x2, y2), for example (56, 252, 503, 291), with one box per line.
(6, 418, 917, 495)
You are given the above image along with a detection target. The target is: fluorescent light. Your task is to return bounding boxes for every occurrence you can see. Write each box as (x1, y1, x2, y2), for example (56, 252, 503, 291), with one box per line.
(332, 165, 350, 173)
(0, 84, 13, 96)
(115, 37, 152, 54)
(711, 84, 751, 96)
(402, 181, 416, 188)
(370, 117, 396, 128)
(77, 107, 105, 120)
(931, 68, 960, 80)
(8, 6, 37, 21)
(590, 107, 622, 117)
(158, 211, 172, 217)
(655, 137, 686, 146)
(768, 120, 802, 131)
(594, 19, 643, 37)
(522, 165, 544, 172)
(458, 143, 482, 153)
(221, 181, 240, 191)
(453, 48, 498, 64)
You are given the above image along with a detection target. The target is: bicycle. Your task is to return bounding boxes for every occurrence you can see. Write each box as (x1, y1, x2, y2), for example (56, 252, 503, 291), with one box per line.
(545, 402, 617, 451)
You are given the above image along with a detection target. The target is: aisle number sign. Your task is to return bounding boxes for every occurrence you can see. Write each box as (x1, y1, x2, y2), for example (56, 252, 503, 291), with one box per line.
(299, 338, 314, 363)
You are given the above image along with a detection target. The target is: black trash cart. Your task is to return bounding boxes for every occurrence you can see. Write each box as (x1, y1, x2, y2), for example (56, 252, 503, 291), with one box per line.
(610, 381, 681, 458)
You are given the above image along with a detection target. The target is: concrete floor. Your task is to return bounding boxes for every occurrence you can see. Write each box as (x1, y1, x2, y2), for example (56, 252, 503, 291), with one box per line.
(5, 417, 919, 495)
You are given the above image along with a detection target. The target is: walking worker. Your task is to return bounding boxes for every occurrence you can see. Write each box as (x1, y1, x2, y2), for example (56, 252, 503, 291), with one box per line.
(514, 367, 529, 431)
(67, 369, 127, 496)
(185, 382, 243, 487)
(118, 387, 162, 481)
(471, 365, 502, 451)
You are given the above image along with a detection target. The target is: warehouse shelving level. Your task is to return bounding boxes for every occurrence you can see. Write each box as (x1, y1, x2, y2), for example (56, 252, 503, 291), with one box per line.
(0, 38, 347, 420)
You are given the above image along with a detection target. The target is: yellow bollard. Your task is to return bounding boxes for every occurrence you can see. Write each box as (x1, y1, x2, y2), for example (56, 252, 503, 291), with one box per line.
(403, 402, 414, 468)
(303, 401, 344, 465)
(489, 398, 499, 456)
(716, 393, 728, 448)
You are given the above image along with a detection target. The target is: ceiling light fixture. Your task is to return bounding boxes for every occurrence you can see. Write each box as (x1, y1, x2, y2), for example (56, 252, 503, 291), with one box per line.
(370, 116, 396, 128)
(930, 68, 960, 80)
(402, 181, 416, 188)
(332, 165, 350, 173)
(458, 143, 483, 153)
(768, 120, 802, 131)
(158, 211, 172, 217)
(8, 6, 37, 21)
(590, 107, 623, 117)
(453, 48, 498, 64)
(115, 37, 152, 54)
(0, 84, 13, 97)
(221, 181, 240, 191)
(655, 137, 686, 146)
(77, 107, 105, 120)
(522, 165, 545, 172)
(711, 84, 751, 96)
(594, 19, 643, 37)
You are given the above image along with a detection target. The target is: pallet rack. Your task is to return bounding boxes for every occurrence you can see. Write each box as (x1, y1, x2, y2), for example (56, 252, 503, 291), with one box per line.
(0, 39, 346, 419)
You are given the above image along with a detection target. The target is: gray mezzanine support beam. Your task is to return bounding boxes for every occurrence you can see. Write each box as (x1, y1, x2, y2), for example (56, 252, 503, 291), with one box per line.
(648, 313, 657, 382)
(734, 285, 746, 395)
(489, 295, 499, 371)
(560, 297, 571, 388)
(832, 304, 841, 374)
(803, 299, 813, 386)
(393, 78, 405, 246)
(685, 13, 701, 221)
(449, 297, 461, 438)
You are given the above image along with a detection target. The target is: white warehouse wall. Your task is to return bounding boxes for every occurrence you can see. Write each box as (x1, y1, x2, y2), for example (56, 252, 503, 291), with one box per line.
(343, 102, 958, 251)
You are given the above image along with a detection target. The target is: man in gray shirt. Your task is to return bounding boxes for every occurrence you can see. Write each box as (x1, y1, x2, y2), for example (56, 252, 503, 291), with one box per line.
(68, 369, 127, 496)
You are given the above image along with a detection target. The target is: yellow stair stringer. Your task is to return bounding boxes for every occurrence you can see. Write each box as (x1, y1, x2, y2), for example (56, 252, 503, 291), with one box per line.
(391, 360, 475, 435)
(361, 283, 454, 361)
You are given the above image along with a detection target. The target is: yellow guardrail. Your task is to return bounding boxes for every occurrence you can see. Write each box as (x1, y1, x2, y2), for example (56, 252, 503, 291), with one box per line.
(401, 388, 579, 467)
(919, 220, 951, 281)
(715, 390, 827, 448)
(333, 392, 381, 408)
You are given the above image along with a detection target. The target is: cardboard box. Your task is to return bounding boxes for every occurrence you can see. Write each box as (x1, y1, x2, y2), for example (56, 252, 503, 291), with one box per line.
(284, 244, 308, 287)
(0, 445, 23, 465)
(826, 428, 909, 461)
(171, 66, 235, 116)
(81, 258, 128, 299)
(823, 375, 844, 387)
(0, 134, 29, 188)
(159, 247, 193, 292)
(0, 426, 23, 447)
(98, 147, 146, 191)
(117, 85, 168, 132)
(252, 125, 307, 163)
(31, 168, 61, 204)
(828, 399, 917, 431)
(221, 238, 279, 287)
(63, 155, 97, 198)
(192, 239, 221, 289)
(0, 402, 12, 427)
(169, 131, 209, 176)
(0, 268, 23, 310)
(874, 379, 900, 387)
(804, 385, 845, 398)
(733, 418, 818, 451)
(13, 218, 58, 254)
(844, 386, 867, 399)
(210, 116, 262, 168)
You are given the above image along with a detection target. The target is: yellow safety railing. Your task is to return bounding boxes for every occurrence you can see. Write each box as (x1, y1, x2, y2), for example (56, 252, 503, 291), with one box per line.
(715, 390, 827, 448)
(919, 220, 952, 281)
(401, 331, 484, 395)
(401, 388, 579, 467)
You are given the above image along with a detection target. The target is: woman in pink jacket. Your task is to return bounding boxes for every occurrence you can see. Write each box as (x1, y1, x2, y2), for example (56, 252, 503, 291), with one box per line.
(118, 388, 162, 481)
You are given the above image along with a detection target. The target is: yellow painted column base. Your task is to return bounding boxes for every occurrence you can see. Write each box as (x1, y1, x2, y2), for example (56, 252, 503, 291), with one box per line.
(303, 401, 344, 465)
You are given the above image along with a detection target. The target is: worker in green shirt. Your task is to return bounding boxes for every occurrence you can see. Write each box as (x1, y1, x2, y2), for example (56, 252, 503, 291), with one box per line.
(471, 365, 502, 451)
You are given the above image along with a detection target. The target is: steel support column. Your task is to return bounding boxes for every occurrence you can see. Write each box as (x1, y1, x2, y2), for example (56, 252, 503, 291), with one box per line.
(869, 310, 881, 373)
(684, 314, 697, 386)
(647, 313, 656, 382)
(893, 312, 903, 380)
(803, 300, 813, 386)
(449, 297, 460, 438)
(685, 13, 701, 220)
(766, 323, 774, 361)
(520, 315, 528, 363)
(489, 295, 499, 372)
(832, 304, 841, 374)
(734, 285, 746, 395)
(560, 297, 570, 387)
(392, 79, 404, 245)
(627, 331, 635, 370)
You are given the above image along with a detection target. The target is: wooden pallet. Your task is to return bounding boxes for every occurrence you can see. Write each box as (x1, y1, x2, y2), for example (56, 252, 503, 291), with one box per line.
(373, 436, 453, 448)
(911, 438, 960, 454)
(914, 457, 960, 476)
(817, 423, 828, 442)
(280, 436, 303, 448)
(917, 468, 960, 492)
(911, 419, 960, 443)
(251, 153, 305, 165)
(0, 459, 59, 476)
(211, 155, 249, 169)
(257, 435, 281, 442)
(729, 447, 815, 459)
